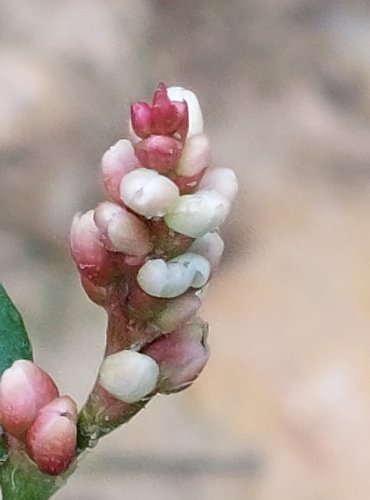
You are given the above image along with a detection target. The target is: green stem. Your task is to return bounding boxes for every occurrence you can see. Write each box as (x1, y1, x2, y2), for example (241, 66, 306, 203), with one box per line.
(76, 383, 149, 451)
(0, 450, 75, 500)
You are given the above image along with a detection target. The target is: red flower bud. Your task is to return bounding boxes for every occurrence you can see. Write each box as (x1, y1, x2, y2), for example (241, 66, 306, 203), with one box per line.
(172, 100, 189, 141)
(26, 396, 77, 476)
(0, 361, 59, 439)
(150, 83, 182, 136)
(134, 135, 182, 173)
(130, 101, 152, 138)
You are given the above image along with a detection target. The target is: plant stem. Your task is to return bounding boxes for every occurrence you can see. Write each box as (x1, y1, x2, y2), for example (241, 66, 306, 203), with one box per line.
(0, 450, 75, 500)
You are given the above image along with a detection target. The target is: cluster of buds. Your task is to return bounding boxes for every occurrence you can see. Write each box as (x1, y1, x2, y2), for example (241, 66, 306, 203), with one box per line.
(70, 83, 237, 439)
(0, 360, 77, 475)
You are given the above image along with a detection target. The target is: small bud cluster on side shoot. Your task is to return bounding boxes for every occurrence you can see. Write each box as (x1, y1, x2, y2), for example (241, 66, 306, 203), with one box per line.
(70, 83, 238, 441)
(0, 361, 77, 475)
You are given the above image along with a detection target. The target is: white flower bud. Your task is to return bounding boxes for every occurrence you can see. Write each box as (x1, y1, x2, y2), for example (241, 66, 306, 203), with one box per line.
(167, 86, 204, 138)
(176, 252, 210, 288)
(137, 252, 210, 298)
(94, 201, 152, 256)
(190, 232, 225, 269)
(164, 190, 230, 238)
(176, 134, 210, 177)
(198, 168, 238, 203)
(99, 350, 159, 404)
(120, 168, 180, 218)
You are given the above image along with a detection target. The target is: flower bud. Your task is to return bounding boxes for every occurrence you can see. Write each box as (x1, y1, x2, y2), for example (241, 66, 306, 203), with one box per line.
(198, 167, 238, 203)
(101, 140, 140, 203)
(164, 190, 230, 238)
(94, 201, 152, 256)
(98, 350, 159, 403)
(134, 135, 182, 173)
(189, 232, 224, 269)
(130, 101, 152, 138)
(155, 293, 201, 332)
(176, 134, 209, 177)
(0, 360, 59, 439)
(167, 86, 204, 138)
(151, 83, 185, 136)
(70, 210, 112, 285)
(26, 396, 77, 476)
(143, 318, 209, 393)
(120, 168, 180, 218)
(137, 252, 210, 299)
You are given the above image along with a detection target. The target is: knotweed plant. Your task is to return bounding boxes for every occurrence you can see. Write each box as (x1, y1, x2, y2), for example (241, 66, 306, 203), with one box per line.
(0, 84, 237, 499)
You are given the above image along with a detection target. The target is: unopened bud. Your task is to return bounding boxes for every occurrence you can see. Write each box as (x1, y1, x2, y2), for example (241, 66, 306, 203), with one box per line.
(0, 360, 59, 439)
(26, 396, 77, 476)
(167, 86, 203, 138)
(164, 190, 230, 238)
(120, 168, 180, 218)
(176, 134, 209, 177)
(130, 102, 152, 138)
(190, 232, 224, 269)
(151, 83, 185, 136)
(94, 201, 152, 256)
(98, 350, 159, 403)
(198, 167, 238, 203)
(70, 210, 112, 285)
(155, 293, 201, 332)
(134, 135, 182, 173)
(143, 318, 209, 393)
(101, 140, 139, 203)
(137, 252, 210, 299)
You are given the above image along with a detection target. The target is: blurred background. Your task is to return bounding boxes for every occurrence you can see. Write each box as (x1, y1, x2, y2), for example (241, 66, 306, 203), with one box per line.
(1, 0, 370, 498)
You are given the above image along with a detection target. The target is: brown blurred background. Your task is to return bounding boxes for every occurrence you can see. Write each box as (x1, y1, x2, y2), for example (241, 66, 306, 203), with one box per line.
(1, 1, 370, 498)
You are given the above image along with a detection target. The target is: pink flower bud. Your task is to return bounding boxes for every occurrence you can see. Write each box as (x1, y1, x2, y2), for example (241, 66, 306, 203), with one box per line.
(101, 139, 139, 203)
(130, 102, 152, 138)
(134, 135, 182, 174)
(151, 83, 184, 136)
(0, 360, 59, 439)
(176, 134, 210, 177)
(94, 201, 152, 256)
(26, 396, 77, 476)
(198, 167, 238, 203)
(155, 293, 201, 332)
(120, 168, 180, 218)
(171, 100, 189, 141)
(167, 86, 204, 138)
(143, 318, 209, 393)
(70, 210, 113, 285)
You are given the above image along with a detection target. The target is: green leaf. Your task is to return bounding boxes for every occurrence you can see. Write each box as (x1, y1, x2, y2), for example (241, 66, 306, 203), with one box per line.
(0, 285, 33, 377)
